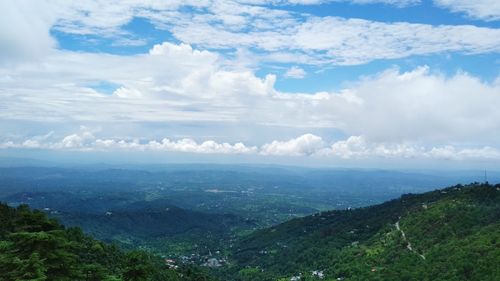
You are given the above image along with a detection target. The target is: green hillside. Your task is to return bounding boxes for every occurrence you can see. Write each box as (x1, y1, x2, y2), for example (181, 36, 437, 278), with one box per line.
(55, 199, 254, 252)
(1, 183, 498, 281)
(226, 183, 500, 281)
(0, 203, 214, 281)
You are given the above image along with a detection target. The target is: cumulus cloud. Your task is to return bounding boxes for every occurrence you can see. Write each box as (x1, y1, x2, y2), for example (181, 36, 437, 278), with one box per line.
(2, 132, 500, 161)
(145, 139, 257, 154)
(52, 127, 98, 150)
(320, 136, 370, 159)
(1, 1, 500, 166)
(0, 42, 273, 123)
(330, 66, 500, 143)
(0, 128, 257, 154)
(317, 135, 500, 160)
(148, 42, 213, 58)
(260, 134, 324, 156)
(331, 135, 499, 161)
(317, 136, 425, 159)
(2, 45, 500, 146)
(60, 132, 94, 149)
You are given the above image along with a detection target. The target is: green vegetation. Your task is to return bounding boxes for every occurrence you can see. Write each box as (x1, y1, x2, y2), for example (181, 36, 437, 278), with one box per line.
(1, 177, 499, 281)
(3, 165, 480, 262)
(223, 183, 500, 280)
(0, 203, 214, 281)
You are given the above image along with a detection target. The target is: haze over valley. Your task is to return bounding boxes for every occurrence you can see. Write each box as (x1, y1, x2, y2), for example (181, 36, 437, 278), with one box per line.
(1, 0, 499, 280)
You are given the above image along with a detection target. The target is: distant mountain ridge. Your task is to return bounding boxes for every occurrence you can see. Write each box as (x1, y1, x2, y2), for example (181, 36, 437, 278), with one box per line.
(1, 165, 499, 280)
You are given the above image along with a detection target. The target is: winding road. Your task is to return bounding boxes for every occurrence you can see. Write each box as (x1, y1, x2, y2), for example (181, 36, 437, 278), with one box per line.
(395, 220, 426, 260)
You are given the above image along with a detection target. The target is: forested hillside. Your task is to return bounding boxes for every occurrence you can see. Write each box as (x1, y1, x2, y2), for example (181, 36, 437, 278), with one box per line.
(225, 183, 500, 280)
(1, 183, 498, 281)
(0, 203, 214, 281)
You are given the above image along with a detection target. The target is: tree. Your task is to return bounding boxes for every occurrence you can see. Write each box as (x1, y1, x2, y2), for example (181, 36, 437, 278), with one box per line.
(122, 251, 153, 281)
(16, 252, 47, 281)
(8, 230, 81, 280)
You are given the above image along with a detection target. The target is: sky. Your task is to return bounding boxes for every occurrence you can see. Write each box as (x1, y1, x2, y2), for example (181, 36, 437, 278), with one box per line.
(1, 0, 500, 168)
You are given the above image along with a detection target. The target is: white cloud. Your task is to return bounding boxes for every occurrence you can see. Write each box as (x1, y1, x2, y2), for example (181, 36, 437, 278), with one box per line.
(145, 138, 257, 154)
(434, 0, 500, 21)
(1, 128, 257, 154)
(171, 15, 500, 65)
(111, 38, 148, 47)
(3, 132, 500, 161)
(148, 42, 212, 57)
(260, 134, 324, 155)
(329, 66, 500, 144)
(0, 1, 56, 62)
(113, 87, 143, 99)
(426, 145, 500, 160)
(59, 126, 98, 149)
(348, 0, 419, 5)
(320, 135, 370, 159)
(283, 0, 420, 7)
(3, 1, 499, 66)
(48, 0, 206, 35)
(290, 17, 500, 65)
(317, 135, 500, 160)
(1, 45, 500, 146)
(284, 66, 306, 79)
(318, 136, 425, 159)
(1, 1, 500, 165)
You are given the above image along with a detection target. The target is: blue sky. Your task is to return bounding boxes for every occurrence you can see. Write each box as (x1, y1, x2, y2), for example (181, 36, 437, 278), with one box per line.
(50, 2, 500, 92)
(1, 0, 500, 167)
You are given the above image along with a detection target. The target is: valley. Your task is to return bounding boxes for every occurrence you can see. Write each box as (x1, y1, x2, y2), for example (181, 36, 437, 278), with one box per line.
(1, 165, 499, 280)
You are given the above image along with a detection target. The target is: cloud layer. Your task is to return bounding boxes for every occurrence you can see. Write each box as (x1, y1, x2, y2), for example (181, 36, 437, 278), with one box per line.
(3, 1, 500, 65)
(3, 130, 500, 161)
(1, 1, 500, 166)
(434, 0, 500, 21)
(1, 42, 500, 145)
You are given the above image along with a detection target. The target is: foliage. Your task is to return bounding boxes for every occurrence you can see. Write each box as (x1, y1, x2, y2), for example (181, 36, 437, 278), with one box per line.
(0, 203, 213, 281)
(224, 183, 500, 280)
(1, 181, 498, 281)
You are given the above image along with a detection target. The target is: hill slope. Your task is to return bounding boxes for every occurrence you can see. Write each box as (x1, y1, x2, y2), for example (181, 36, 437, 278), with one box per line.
(0, 203, 214, 281)
(226, 183, 500, 281)
(3, 192, 256, 254)
(1, 183, 498, 280)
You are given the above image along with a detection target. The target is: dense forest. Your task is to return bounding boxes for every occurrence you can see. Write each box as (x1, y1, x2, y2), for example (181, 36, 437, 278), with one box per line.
(1, 182, 499, 280)
(0, 203, 214, 281)
(223, 183, 500, 280)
